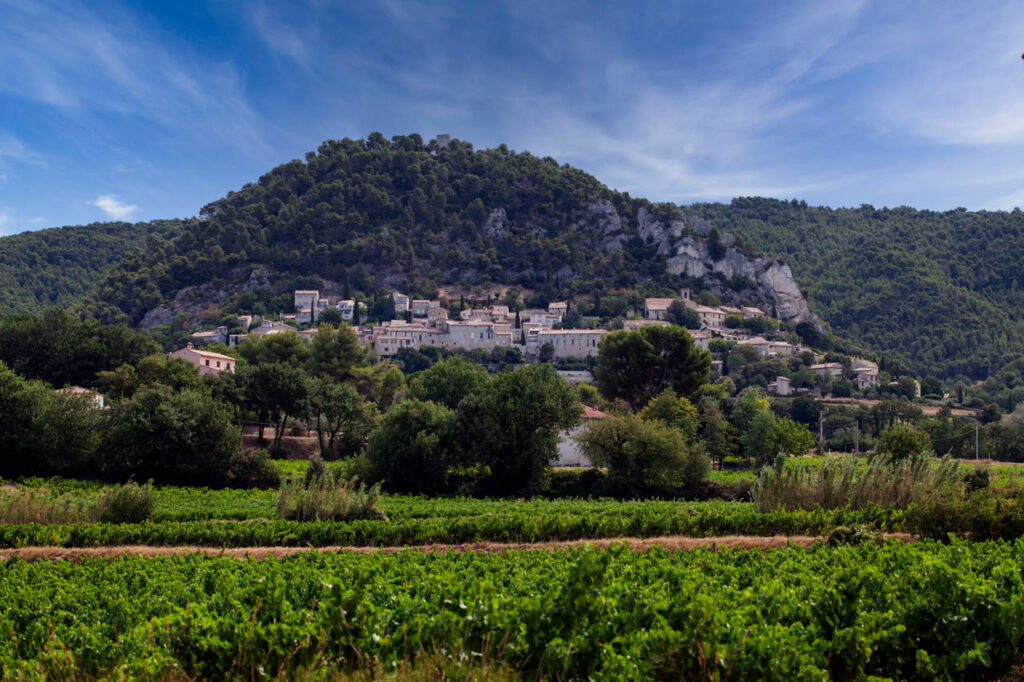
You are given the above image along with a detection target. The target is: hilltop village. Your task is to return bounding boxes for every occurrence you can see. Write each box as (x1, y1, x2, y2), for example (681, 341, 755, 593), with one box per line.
(177, 287, 886, 400)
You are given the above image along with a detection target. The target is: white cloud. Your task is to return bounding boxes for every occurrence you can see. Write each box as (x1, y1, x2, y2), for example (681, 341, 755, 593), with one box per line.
(90, 194, 137, 219)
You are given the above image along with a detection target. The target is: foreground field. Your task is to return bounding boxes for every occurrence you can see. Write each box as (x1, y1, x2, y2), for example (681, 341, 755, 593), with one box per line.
(2, 540, 1022, 680)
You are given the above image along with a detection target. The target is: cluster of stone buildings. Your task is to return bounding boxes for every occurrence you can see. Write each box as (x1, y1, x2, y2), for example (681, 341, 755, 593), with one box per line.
(362, 292, 599, 359)
(175, 288, 883, 398)
(183, 288, 768, 370)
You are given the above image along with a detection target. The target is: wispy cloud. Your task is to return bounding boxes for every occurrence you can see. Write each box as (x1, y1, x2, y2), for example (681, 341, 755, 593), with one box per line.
(246, 2, 318, 67)
(847, 3, 1024, 147)
(0, 133, 44, 164)
(0, 132, 46, 182)
(477, 0, 871, 203)
(0, 1, 266, 152)
(90, 195, 137, 220)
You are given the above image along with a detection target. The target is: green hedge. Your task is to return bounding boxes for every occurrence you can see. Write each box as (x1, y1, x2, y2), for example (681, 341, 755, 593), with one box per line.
(0, 505, 902, 548)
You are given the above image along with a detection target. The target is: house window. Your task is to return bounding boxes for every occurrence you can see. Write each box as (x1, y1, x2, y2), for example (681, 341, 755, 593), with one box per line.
(205, 359, 210, 366)
(216, 361, 221, 368)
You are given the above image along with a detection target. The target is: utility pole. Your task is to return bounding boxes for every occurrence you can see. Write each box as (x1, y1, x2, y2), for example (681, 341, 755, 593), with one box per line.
(818, 411, 825, 454)
(975, 422, 980, 460)
(854, 420, 860, 455)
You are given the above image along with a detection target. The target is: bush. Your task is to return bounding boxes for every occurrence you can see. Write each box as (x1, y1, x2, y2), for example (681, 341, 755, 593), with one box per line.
(875, 423, 932, 460)
(276, 474, 385, 522)
(576, 414, 709, 497)
(543, 468, 611, 498)
(304, 455, 326, 487)
(906, 489, 1024, 540)
(95, 481, 155, 523)
(366, 399, 457, 495)
(226, 450, 281, 489)
(102, 385, 241, 486)
(827, 524, 882, 546)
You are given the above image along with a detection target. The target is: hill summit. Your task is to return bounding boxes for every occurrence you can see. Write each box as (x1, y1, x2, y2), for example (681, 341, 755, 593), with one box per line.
(92, 133, 818, 330)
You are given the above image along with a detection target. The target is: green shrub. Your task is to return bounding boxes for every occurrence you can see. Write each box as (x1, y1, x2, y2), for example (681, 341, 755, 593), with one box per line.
(95, 481, 155, 523)
(226, 450, 281, 489)
(276, 474, 385, 522)
(544, 468, 611, 498)
(875, 423, 932, 460)
(576, 414, 709, 497)
(303, 455, 326, 487)
(906, 489, 1024, 540)
(827, 524, 882, 546)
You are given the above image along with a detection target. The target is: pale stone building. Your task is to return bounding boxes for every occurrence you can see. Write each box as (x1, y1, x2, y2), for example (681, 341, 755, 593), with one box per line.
(169, 342, 236, 376)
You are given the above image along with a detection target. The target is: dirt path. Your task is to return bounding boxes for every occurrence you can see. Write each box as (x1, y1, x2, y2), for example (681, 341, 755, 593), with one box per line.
(0, 534, 914, 562)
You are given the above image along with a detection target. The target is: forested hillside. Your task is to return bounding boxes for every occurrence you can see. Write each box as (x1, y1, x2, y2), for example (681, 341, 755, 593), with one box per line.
(8, 135, 1023, 381)
(0, 220, 178, 316)
(687, 198, 1024, 379)
(91, 133, 672, 326)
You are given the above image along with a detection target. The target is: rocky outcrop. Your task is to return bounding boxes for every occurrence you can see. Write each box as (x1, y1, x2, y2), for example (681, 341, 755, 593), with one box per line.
(581, 205, 821, 327)
(483, 208, 508, 240)
(637, 207, 685, 253)
(575, 199, 626, 253)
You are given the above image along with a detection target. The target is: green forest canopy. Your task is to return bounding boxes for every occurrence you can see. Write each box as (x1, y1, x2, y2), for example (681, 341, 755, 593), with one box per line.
(3, 135, 1024, 380)
(688, 198, 1024, 380)
(0, 220, 177, 316)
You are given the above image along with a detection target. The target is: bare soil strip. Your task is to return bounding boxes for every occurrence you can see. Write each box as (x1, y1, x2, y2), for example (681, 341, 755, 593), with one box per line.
(0, 534, 913, 562)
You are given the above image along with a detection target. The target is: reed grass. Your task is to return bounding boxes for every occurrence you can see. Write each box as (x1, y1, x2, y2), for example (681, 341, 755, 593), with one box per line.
(751, 453, 963, 512)
(0, 481, 155, 524)
(277, 473, 385, 522)
(0, 486, 95, 524)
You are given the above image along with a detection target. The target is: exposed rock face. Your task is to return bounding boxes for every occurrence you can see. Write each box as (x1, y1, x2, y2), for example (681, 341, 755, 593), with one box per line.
(660, 233, 816, 326)
(637, 207, 685, 253)
(139, 265, 282, 330)
(596, 206, 820, 327)
(483, 208, 508, 240)
(576, 199, 626, 253)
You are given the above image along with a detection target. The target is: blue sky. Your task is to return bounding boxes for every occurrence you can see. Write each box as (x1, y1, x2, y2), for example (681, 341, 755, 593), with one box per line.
(2, 0, 1024, 235)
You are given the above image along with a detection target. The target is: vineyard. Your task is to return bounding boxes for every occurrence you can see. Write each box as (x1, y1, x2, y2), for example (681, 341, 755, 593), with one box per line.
(3, 540, 1023, 679)
(4, 464, 1024, 679)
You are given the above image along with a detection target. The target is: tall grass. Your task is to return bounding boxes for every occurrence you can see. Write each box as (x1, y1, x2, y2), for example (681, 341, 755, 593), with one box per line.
(277, 473, 386, 522)
(752, 454, 963, 512)
(0, 487, 95, 524)
(0, 482, 155, 524)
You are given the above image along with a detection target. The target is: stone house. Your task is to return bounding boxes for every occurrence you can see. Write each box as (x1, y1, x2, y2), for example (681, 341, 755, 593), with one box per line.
(768, 376, 793, 397)
(644, 298, 674, 320)
(59, 386, 106, 409)
(169, 342, 236, 376)
(555, 405, 609, 467)
(534, 329, 607, 358)
(392, 292, 411, 314)
(810, 362, 844, 379)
